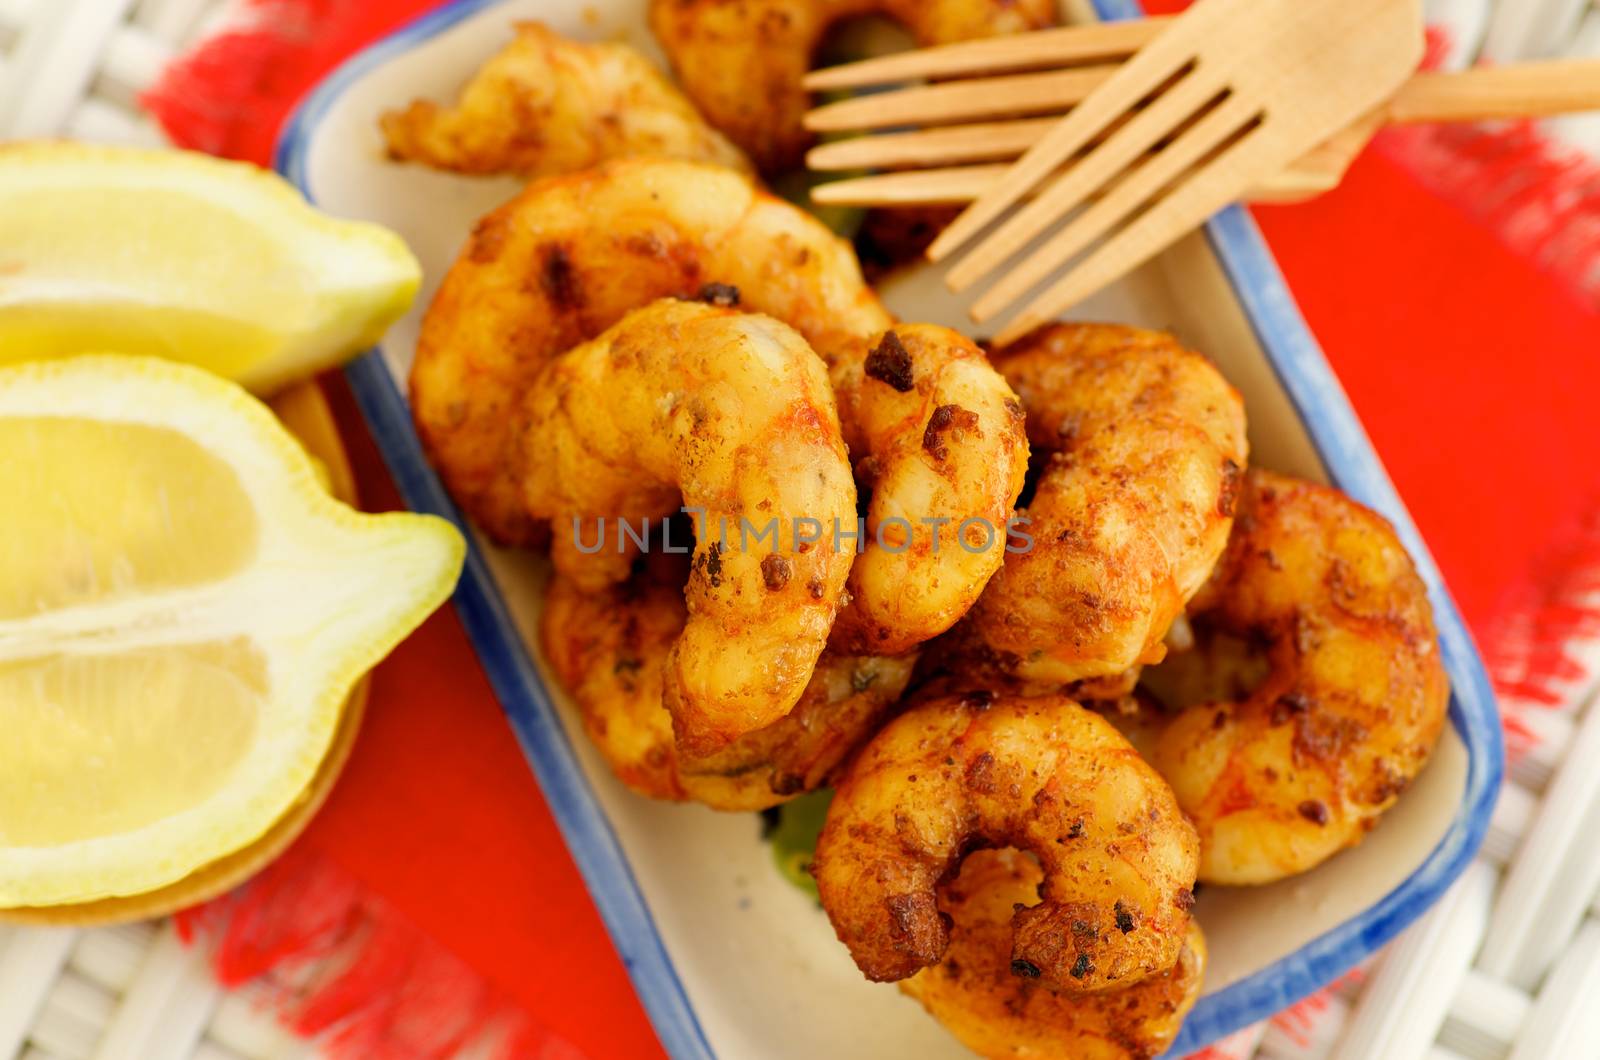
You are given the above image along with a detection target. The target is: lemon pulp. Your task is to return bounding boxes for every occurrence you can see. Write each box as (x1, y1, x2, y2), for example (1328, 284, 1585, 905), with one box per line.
(0, 418, 258, 619)
(0, 642, 263, 846)
(0, 356, 464, 905)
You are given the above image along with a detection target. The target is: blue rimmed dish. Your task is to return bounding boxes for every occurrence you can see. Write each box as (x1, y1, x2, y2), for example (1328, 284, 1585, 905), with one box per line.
(276, 1, 1502, 1054)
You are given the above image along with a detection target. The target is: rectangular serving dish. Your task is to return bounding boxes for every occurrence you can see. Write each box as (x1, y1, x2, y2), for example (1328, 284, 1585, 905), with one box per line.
(277, 0, 1503, 1054)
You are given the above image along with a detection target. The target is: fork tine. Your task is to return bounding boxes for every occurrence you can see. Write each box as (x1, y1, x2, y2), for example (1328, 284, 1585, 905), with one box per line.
(804, 67, 1114, 133)
(943, 67, 1226, 291)
(806, 119, 1056, 171)
(812, 166, 1007, 205)
(810, 152, 1338, 207)
(968, 93, 1261, 321)
(801, 18, 1171, 91)
(925, 22, 1207, 263)
(812, 107, 1149, 172)
(993, 132, 1275, 345)
(808, 105, 1364, 178)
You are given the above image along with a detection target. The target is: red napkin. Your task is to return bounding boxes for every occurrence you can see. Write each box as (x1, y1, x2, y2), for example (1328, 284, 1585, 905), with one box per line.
(144, 2, 1600, 1056)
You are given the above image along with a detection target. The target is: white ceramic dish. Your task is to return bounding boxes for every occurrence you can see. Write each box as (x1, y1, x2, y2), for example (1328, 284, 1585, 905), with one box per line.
(278, 0, 1502, 1054)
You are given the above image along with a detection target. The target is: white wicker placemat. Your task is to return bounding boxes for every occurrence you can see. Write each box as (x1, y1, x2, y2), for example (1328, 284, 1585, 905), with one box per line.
(0, 5, 322, 1056)
(3, 1, 1598, 1057)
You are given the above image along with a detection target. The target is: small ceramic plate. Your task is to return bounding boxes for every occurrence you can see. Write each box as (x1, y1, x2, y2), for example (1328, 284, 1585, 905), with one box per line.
(278, 0, 1503, 1054)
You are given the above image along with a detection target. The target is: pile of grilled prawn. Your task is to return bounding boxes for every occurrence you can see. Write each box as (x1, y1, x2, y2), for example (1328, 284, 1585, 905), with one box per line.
(385, 12, 1451, 1057)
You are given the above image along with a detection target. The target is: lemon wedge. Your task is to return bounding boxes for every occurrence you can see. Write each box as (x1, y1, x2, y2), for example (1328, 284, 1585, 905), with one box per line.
(0, 143, 420, 393)
(0, 356, 465, 906)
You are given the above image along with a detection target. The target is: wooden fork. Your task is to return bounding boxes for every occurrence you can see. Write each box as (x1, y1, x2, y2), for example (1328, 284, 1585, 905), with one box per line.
(806, 29, 1600, 208)
(810, 0, 1426, 343)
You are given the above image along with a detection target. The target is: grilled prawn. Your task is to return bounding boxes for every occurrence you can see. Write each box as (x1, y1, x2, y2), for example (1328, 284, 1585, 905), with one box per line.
(949, 324, 1247, 689)
(813, 691, 1199, 992)
(518, 298, 856, 754)
(903, 848, 1207, 1060)
(1139, 470, 1451, 885)
(540, 550, 915, 810)
(381, 21, 749, 178)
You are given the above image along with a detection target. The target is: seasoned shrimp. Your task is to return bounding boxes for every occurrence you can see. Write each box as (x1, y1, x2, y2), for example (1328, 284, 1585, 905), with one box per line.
(949, 324, 1247, 687)
(540, 549, 915, 810)
(903, 848, 1207, 1060)
(649, 0, 1057, 173)
(518, 299, 856, 753)
(415, 157, 1023, 654)
(826, 326, 1029, 655)
(411, 157, 888, 545)
(1140, 470, 1450, 885)
(685, 649, 917, 807)
(540, 552, 688, 799)
(812, 692, 1198, 991)
(380, 21, 750, 178)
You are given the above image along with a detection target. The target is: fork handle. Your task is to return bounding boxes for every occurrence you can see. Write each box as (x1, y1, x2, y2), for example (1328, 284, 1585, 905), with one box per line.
(1388, 59, 1600, 124)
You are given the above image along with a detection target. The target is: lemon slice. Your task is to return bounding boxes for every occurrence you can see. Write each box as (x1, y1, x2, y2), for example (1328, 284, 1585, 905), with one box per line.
(0, 356, 465, 906)
(0, 143, 421, 393)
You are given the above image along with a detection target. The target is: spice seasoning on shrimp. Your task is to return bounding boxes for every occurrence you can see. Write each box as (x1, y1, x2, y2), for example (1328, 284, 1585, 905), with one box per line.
(946, 323, 1247, 687)
(826, 325, 1027, 654)
(902, 850, 1207, 1059)
(380, 22, 752, 179)
(1144, 471, 1448, 884)
(864, 331, 915, 392)
(519, 299, 856, 753)
(411, 159, 891, 546)
(760, 553, 792, 590)
(540, 550, 916, 810)
(814, 693, 1198, 991)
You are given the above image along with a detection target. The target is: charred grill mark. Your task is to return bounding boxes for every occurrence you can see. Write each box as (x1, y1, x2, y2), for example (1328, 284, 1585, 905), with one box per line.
(1298, 799, 1331, 825)
(923, 404, 980, 462)
(540, 243, 581, 310)
(760, 553, 792, 590)
(885, 893, 920, 937)
(1365, 757, 1411, 805)
(965, 752, 998, 794)
(696, 541, 724, 588)
(1293, 713, 1368, 769)
(864, 331, 915, 392)
(883, 892, 944, 964)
